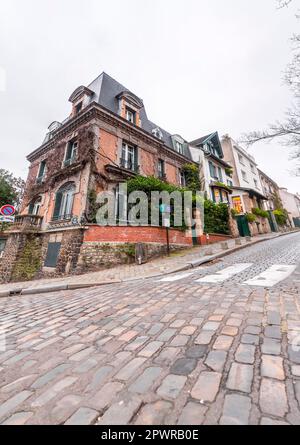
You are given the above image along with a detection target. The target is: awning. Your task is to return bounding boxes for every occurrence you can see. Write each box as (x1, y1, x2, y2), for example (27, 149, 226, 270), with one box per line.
(232, 187, 268, 200)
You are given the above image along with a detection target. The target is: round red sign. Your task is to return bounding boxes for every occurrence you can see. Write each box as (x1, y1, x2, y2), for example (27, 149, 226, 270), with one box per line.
(0, 205, 15, 216)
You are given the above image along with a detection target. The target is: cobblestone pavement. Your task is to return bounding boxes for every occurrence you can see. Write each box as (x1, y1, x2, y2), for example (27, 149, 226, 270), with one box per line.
(0, 232, 300, 425)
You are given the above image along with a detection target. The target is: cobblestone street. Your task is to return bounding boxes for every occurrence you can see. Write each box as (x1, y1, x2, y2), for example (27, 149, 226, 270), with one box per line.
(0, 232, 300, 425)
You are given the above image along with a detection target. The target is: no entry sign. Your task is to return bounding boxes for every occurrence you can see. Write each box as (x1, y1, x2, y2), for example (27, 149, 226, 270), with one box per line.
(0, 204, 15, 216)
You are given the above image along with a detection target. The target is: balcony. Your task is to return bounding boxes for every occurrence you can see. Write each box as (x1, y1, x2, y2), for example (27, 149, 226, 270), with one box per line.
(7, 214, 43, 233)
(63, 156, 77, 168)
(36, 175, 45, 184)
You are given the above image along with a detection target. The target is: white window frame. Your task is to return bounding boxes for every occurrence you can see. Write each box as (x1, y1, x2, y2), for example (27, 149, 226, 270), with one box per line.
(125, 107, 135, 124)
(238, 154, 245, 165)
(64, 140, 78, 166)
(36, 160, 47, 183)
(241, 170, 248, 182)
(175, 141, 184, 155)
(179, 169, 186, 187)
(121, 142, 137, 171)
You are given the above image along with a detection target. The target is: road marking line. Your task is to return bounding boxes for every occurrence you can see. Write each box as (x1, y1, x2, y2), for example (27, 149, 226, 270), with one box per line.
(159, 272, 194, 282)
(243, 264, 297, 287)
(195, 263, 253, 283)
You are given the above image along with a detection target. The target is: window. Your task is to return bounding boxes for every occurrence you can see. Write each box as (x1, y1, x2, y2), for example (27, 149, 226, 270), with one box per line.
(64, 140, 78, 167)
(241, 170, 248, 182)
(53, 182, 75, 221)
(238, 154, 245, 165)
(125, 107, 136, 124)
(250, 164, 256, 174)
(37, 160, 46, 183)
(227, 179, 233, 187)
(152, 127, 163, 140)
(209, 162, 218, 180)
(175, 140, 184, 155)
(254, 179, 258, 189)
(179, 169, 186, 187)
(28, 196, 42, 216)
(218, 167, 223, 182)
(158, 159, 165, 179)
(75, 102, 83, 114)
(121, 142, 138, 171)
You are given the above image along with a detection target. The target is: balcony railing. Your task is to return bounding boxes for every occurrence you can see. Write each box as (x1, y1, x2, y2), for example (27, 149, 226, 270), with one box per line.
(120, 158, 139, 173)
(63, 156, 77, 168)
(36, 175, 45, 184)
(51, 213, 73, 222)
(8, 214, 43, 232)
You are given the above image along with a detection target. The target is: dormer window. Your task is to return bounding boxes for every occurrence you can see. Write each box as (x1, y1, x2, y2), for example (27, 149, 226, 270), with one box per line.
(75, 102, 83, 114)
(175, 141, 184, 155)
(152, 127, 163, 140)
(125, 107, 136, 124)
(64, 140, 78, 167)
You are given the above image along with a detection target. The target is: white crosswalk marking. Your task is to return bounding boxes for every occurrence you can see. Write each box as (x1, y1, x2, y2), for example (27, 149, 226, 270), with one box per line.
(160, 272, 194, 282)
(195, 263, 253, 283)
(243, 264, 297, 287)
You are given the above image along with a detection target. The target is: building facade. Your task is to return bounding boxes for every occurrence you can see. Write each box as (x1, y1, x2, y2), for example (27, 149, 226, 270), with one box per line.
(189, 132, 233, 204)
(258, 169, 282, 212)
(221, 135, 271, 236)
(279, 188, 300, 228)
(0, 73, 199, 282)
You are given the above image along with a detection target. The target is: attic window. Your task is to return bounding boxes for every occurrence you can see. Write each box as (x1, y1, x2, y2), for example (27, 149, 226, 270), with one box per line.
(175, 140, 184, 155)
(125, 107, 136, 124)
(75, 102, 83, 114)
(152, 127, 163, 140)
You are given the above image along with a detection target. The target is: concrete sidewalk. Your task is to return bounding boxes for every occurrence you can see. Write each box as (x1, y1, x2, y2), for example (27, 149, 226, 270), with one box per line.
(0, 231, 297, 297)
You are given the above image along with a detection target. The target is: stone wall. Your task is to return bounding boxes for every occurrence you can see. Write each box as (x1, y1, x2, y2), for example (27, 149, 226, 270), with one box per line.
(77, 241, 188, 272)
(248, 216, 271, 236)
(11, 235, 42, 282)
(0, 233, 25, 283)
(228, 211, 240, 238)
(39, 228, 85, 277)
(0, 232, 43, 283)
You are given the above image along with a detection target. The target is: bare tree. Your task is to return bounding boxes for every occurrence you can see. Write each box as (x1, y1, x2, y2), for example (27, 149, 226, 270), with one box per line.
(242, 0, 300, 176)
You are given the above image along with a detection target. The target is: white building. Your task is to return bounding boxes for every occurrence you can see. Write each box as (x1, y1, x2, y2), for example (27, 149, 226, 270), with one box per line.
(189, 132, 233, 204)
(279, 188, 300, 228)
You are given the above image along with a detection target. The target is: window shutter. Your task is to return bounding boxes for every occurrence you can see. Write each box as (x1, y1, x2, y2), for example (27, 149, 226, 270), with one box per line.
(53, 192, 62, 219)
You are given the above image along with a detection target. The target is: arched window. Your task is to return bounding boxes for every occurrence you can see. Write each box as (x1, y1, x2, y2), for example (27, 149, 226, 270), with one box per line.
(28, 196, 42, 215)
(53, 182, 75, 220)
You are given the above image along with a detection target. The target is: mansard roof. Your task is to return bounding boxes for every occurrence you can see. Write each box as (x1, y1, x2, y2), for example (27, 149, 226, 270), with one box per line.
(87, 72, 192, 158)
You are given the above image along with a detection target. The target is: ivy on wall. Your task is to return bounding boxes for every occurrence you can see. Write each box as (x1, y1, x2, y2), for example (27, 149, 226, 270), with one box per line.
(11, 235, 42, 281)
(24, 126, 96, 207)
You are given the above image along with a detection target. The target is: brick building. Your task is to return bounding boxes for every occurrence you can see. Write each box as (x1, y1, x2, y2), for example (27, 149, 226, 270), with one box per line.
(0, 73, 199, 282)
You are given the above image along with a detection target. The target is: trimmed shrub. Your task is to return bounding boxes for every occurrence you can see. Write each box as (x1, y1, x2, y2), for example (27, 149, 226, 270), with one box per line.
(204, 200, 230, 235)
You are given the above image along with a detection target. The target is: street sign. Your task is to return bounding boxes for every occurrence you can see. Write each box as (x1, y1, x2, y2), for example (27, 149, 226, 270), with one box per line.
(0, 215, 15, 223)
(0, 204, 15, 216)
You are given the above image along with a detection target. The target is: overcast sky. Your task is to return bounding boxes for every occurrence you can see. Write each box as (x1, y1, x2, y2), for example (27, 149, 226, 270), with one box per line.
(0, 0, 299, 193)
